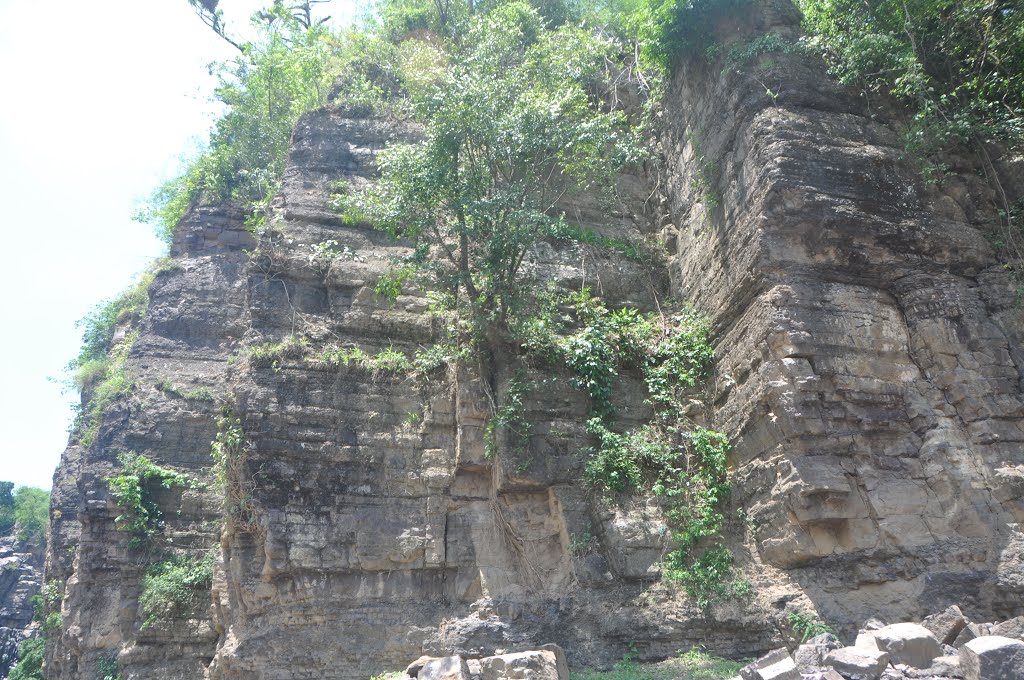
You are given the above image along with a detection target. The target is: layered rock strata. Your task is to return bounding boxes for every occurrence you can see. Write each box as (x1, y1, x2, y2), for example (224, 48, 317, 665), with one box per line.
(41, 0, 1024, 678)
(661, 0, 1024, 633)
(0, 536, 44, 678)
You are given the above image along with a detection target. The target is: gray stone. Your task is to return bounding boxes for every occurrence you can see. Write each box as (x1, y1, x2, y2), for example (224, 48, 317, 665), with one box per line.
(797, 635, 843, 672)
(741, 649, 794, 680)
(480, 648, 567, 680)
(954, 624, 985, 649)
(907, 655, 962, 679)
(873, 623, 942, 669)
(959, 637, 1024, 680)
(824, 647, 890, 680)
(990, 617, 1024, 642)
(407, 656, 440, 677)
(923, 607, 969, 646)
(421, 656, 472, 680)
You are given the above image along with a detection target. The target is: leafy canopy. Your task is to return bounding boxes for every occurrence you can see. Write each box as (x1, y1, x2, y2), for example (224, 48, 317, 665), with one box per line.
(799, 0, 1024, 154)
(348, 2, 642, 328)
(0, 485, 49, 542)
(139, 3, 343, 242)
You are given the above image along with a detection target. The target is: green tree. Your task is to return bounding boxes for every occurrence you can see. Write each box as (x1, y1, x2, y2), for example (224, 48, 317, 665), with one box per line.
(8, 637, 44, 680)
(798, 0, 1024, 154)
(14, 488, 49, 542)
(349, 2, 641, 332)
(0, 481, 14, 536)
(141, 3, 343, 242)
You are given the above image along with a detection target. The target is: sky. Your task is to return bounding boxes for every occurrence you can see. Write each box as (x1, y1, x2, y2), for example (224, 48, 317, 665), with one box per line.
(0, 0, 359, 490)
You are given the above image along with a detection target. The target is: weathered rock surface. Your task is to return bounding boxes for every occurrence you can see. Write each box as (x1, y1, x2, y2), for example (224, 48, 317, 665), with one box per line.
(663, 0, 1024, 636)
(0, 536, 44, 678)
(479, 646, 569, 680)
(872, 624, 941, 669)
(795, 634, 843, 671)
(959, 636, 1024, 680)
(824, 647, 890, 680)
(742, 648, 799, 680)
(924, 608, 969, 647)
(41, 0, 1024, 678)
(421, 656, 472, 680)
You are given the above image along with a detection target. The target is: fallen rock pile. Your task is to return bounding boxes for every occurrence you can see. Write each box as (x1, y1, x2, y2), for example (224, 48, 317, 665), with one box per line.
(741, 607, 1024, 680)
(401, 644, 569, 680)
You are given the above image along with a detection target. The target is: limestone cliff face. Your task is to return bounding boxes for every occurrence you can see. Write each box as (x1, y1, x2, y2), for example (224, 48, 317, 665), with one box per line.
(658, 0, 1024, 632)
(42, 1, 1024, 678)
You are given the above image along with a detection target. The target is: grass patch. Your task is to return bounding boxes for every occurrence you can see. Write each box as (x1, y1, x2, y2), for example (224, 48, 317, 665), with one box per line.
(572, 647, 747, 680)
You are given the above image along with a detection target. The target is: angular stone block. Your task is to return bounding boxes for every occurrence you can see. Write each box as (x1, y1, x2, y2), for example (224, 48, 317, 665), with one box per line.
(959, 636, 1024, 680)
(923, 606, 968, 646)
(480, 648, 567, 680)
(824, 646, 890, 680)
(741, 648, 793, 680)
(873, 623, 941, 669)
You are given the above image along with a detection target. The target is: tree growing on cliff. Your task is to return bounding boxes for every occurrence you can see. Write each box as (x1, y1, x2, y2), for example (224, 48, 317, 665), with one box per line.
(344, 2, 642, 333)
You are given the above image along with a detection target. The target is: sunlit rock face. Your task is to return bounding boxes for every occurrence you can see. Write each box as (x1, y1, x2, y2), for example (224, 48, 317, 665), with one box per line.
(42, 1, 1024, 678)
(660, 0, 1024, 636)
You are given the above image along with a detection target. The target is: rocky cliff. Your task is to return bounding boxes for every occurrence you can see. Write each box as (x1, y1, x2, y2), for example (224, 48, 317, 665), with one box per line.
(0, 537, 44, 678)
(40, 1, 1024, 679)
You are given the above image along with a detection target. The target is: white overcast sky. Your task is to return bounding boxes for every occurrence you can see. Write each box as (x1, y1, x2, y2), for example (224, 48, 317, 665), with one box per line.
(0, 0, 360, 489)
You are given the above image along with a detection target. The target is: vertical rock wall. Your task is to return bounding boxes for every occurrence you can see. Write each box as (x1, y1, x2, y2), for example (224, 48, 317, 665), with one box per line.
(660, 0, 1024, 634)
(41, 1, 1024, 677)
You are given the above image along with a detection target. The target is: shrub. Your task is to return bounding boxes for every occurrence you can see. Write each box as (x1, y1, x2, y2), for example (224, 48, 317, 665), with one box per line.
(13, 487, 49, 543)
(107, 453, 201, 549)
(138, 553, 214, 628)
(8, 637, 45, 680)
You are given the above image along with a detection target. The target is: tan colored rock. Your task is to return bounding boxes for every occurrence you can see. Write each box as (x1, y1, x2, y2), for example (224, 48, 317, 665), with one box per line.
(873, 623, 941, 669)
(959, 636, 1024, 680)
(824, 647, 890, 680)
(923, 607, 968, 646)
(990, 617, 1024, 642)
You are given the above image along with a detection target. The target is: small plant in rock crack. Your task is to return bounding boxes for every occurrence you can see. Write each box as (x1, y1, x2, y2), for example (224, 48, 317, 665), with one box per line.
(107, 452, 203, 550)
(483, 374, 531, 460)
(308, 239, 365, 275)
(787, 610, 834, 642)
(211, 413, 262, 535)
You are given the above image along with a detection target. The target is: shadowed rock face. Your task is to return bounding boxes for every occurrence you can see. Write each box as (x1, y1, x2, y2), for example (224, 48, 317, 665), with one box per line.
(42, 1, 1024, 678)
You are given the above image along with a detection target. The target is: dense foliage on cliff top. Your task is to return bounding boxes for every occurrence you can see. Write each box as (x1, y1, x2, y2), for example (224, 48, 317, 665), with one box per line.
(132, 0, 1023, 247)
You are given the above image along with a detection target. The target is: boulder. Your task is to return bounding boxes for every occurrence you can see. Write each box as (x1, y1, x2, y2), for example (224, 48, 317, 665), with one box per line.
(923, 607, 969, 646)
(407, 656, 440, 677)
(421, 656, 472, 680)
(740, 649, 793, 680)
(990, 617, 1024, 642)
(823, 647, 890, 680)
(857, 632, 880, 650)
(954, 624, 986, 649)
(479, 646, 568, 680)
(873, 623, 942, 669)
(959, 636, 1024, 680)
(902, 655, 963, 679)
(796, 635, 843, 672)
